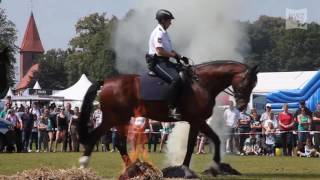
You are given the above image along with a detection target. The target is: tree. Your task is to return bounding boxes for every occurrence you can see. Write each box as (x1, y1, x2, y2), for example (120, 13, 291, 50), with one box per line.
(31, 49, 68, 89)
(0, 8, 18, 86)
(66, 13, 118, 85)
(244, 16, 320, 72)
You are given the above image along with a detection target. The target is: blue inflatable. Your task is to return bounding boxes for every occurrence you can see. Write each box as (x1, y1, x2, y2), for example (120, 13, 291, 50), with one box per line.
(266, 71, 320, 112)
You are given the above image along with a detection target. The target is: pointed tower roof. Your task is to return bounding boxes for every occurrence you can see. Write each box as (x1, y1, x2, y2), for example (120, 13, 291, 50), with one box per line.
(20, 12, 44, 53)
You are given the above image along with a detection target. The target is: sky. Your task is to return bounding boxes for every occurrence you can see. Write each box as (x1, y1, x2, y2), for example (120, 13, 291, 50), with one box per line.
(1, 0, 319, 51)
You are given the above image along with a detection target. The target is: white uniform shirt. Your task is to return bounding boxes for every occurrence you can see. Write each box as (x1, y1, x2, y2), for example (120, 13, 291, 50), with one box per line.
(224, 108, 240, 128)
(148, 24, 173, 55)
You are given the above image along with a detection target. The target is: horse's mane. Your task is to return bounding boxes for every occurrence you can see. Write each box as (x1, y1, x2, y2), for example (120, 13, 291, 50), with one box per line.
(195, 60, 248, 69)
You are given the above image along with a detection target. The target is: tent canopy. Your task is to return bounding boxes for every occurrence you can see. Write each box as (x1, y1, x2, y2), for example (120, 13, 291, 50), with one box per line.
(253, 71, 317, 94)
(33, 81, 41, 90)
(53, 74, 92, 101)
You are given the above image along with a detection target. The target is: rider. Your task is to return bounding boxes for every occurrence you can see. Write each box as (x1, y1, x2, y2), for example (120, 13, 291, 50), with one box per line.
(147, 9, 188, 120)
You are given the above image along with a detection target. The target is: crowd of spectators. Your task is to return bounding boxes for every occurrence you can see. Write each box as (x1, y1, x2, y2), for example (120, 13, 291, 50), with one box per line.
(224, 100, 320, 157)
(2, 95, 320, 157)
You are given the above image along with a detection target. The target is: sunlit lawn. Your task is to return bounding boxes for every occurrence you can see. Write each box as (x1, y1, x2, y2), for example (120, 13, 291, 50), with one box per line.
(0, 150, 320, 179)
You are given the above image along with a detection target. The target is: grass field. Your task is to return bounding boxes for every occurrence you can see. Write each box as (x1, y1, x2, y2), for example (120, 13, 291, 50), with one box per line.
(0, 152, 320, 179)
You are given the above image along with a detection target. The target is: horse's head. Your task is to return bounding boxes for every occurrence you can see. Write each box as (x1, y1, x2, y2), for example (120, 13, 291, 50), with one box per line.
(231, 65, 258, 111)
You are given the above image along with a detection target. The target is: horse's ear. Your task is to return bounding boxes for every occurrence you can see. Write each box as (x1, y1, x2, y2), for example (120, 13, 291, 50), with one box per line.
(250, 65, 259, 75)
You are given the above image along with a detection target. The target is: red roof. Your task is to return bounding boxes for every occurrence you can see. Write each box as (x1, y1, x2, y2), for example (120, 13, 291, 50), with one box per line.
(16, 64, 39, 90)
(20, 12, 44, 53)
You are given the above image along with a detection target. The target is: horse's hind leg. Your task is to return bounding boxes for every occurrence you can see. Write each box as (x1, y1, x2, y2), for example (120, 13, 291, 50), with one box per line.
(79, 124, 107, 168)
(115, 132, 131, 166)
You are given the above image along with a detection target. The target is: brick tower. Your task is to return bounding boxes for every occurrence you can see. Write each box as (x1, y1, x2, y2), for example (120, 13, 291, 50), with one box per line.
(16, 12, 44, 90)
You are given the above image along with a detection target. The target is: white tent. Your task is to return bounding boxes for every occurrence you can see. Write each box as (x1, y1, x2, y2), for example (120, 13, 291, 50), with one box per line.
(250, 70, 317, 113)
(33, 81, 41, 90)
(253, 71, 317, 94)
(6, 88, 14, 97)
(53, 74, 92, 101)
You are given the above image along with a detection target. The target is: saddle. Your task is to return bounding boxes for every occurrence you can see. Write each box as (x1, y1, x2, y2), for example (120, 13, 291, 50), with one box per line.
(140, 72, 170, 101)
(139, 65, 197, 101)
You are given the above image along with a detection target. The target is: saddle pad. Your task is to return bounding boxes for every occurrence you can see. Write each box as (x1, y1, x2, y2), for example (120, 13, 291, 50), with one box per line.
(140, 73, 170, 101)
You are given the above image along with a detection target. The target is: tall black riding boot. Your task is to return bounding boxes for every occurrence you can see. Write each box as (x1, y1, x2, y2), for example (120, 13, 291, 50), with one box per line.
(167, 79, 182, 120)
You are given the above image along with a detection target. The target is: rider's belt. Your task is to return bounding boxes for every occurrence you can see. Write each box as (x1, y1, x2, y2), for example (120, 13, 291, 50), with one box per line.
(154, 56, 169, 61)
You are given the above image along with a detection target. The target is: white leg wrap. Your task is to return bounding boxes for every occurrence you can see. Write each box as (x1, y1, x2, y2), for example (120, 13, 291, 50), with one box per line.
(79, 156, 90, 169)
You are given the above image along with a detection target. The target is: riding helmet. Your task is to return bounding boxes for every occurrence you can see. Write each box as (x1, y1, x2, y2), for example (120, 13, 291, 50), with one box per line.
(156, 9, 174, 22)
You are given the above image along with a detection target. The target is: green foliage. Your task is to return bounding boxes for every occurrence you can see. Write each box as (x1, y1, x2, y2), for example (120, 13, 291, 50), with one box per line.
(66, 13, 118, 85)
(31, 49, 68, 89)
(245, 16, 320, 72)
(0, 8, 17, 86)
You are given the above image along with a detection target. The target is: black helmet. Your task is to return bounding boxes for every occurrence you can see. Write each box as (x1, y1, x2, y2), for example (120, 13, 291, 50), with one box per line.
(156, 9, 174, 22)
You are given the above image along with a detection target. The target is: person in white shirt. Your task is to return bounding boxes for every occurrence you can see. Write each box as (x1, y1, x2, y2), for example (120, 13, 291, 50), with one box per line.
(147, 9, 189, 120)
(223, 101, 240, 154)
(92, 105, 103, 151)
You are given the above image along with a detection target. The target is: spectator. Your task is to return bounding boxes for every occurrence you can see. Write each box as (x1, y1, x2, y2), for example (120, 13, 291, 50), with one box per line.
(21, 107, 34, 152)
(111, 127, 119, 152)
(243, 132, 261, 155)
(297, 107, 312, 144)
(237, 106, 252, 154)
(54, 108, 67, 152)
(196, 132, 206, 154)
(260, 103, 272, 124)
(5, 96, 12, 109)
(69, 107, 80, 152)
(265, 121, 276, 156)
(6, 109, 23, 152)
(0, 103, 10, 118)
(297, 138, 320, 157)
(101, 130, 112, 152)
(48, 107, 58, 152)
(30, 102, 41, 119)
(147, 119, 161, 153)
(92, 105, 103, 151)
(223, 101, 240, 154)
(63, 103, 74, 152)
(294, 101, 313, 149)
(278, 103, 295, 156)
(131, 117, 148, 152)
(29, 113, 39, 152)
(250, 109, 263, 142)
(263, 112, 278, 130)
(312, 103, 320, 151)
(37, 115, 48, 152)
(159, 122, 173, 153)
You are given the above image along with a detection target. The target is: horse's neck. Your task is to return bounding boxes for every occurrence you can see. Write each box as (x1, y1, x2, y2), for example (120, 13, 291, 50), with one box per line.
(196, 67, 240, 98)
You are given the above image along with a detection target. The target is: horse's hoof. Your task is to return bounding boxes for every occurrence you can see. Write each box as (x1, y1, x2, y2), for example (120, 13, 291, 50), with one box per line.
(202, 163, 241, 176)
(79, 156, 90, 169)
(162, 165, 199, 179)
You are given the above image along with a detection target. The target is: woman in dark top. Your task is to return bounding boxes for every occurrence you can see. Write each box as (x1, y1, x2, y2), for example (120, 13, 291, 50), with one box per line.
(69, 107, 80, 152)
(54, 108, 67, 152)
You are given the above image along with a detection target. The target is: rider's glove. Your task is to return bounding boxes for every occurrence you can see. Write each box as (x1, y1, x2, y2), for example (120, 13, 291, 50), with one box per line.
(181, 56, 189, 64)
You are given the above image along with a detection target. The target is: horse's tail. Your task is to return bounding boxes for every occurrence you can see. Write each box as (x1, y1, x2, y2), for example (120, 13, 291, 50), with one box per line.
(79, 81, 103, 144)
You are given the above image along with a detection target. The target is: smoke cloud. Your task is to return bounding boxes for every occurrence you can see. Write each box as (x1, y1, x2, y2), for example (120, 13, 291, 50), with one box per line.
(114, 0, 248, 73)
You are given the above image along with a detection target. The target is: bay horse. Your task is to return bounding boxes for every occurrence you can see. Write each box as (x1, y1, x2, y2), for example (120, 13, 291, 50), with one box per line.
(78, 60, 258, 177)
(0, 47, 10, 99)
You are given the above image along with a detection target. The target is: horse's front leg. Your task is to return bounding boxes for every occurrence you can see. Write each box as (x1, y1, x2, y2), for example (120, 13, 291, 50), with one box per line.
(200, 123, 241, 176)
(182, 124, 199, 167)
